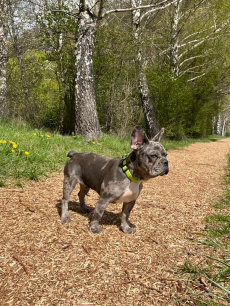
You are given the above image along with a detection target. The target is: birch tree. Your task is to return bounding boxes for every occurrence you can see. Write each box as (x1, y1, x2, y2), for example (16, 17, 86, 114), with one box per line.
(75, 0, 178, 140)
(75, 0, 102, 141)
(130, 0, 177, 137)
(0, 0, 8, 117)
(161, 0, 230, 81)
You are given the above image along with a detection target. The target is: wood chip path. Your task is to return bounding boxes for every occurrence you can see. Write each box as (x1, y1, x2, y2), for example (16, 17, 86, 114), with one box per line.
(1, 138, 230, 305)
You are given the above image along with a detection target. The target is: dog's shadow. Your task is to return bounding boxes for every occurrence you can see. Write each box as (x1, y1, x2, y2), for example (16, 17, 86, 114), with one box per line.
(56, 200, 126, 228)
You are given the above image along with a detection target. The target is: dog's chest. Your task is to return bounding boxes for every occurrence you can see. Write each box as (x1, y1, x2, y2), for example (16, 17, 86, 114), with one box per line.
(114, 182, 141, 203)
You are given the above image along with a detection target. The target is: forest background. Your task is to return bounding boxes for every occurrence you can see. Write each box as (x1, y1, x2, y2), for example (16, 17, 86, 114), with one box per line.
(0, 0, 230, 140)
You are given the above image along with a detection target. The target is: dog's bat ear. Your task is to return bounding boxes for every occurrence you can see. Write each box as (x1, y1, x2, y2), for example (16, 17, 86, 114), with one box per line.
(130, 126, 149, 150)
(152, 128, 164, 142)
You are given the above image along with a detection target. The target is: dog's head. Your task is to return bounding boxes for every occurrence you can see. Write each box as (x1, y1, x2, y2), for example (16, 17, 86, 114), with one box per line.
(130, 126, 169, 180)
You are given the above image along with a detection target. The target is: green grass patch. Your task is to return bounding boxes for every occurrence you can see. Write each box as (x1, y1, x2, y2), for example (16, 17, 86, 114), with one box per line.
(0, 118, 222, 186)
(205, 214, 230, 238)
(0, 119, 130, 185)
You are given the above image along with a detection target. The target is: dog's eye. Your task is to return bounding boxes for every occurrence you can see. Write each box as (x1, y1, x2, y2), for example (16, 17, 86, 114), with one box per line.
(150, 154, 158, 159)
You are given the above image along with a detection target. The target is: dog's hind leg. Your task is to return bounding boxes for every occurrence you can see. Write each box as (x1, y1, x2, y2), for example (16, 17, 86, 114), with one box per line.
(61, 174, 78, 223)
(78, 184, 90, 213)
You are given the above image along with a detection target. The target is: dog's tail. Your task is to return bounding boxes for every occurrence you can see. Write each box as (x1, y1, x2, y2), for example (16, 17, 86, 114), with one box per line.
(67, 150, 77, 158)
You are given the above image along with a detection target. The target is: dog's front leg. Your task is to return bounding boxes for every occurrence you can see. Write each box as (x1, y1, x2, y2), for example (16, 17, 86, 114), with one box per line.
(120, 201, 136, 234)
(89, 197, 110, 234)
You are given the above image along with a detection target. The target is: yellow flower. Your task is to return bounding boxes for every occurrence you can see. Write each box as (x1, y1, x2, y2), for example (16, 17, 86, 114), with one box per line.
(41, 135, 44, 137)
(3, 140, 6, 143)
(47, 135, 51, 138)
(11, 149, 15, 153)
(25, 151, 29, 155)
(34, 133, 37, 136)
(97, 142, 100, 145)
(92, 141, 95, 144)
(9, 141, 17, 148)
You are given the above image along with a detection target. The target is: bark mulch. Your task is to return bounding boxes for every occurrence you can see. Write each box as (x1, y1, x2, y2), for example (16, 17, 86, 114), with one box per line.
(0, 139, 230, 305)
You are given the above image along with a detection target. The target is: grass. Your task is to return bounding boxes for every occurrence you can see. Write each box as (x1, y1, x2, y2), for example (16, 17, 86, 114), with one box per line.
(0, 118, 223, 187)
(174, 152, 230, 306)
(0, 119, 130, 186)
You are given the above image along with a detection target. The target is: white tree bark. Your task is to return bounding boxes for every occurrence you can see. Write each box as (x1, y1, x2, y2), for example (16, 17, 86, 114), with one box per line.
(0, 0, 8, 117)
(75, 0, 101, 141)
(131, 0, 177, 137)
(131, 0, 159, 137)
(211, 117, 216, 134)
(130, 0, 177, 137)
(216, 114, 222, 135)
(166, 0, 230, 81)
(221, 117, 227, 136)
(170, 0, 182, 76)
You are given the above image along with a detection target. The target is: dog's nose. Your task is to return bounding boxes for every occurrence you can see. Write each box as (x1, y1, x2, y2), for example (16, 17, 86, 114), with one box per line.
(162, 158, 168, 166)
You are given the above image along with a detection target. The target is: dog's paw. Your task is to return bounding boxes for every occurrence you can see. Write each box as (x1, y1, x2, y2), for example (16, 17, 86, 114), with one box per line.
(81, 206, 90, 214)
(126, 227, 136, 234)
(61, 215, 71, 223)
(89, 223, 102, 234)
(120, 225, 136, 234)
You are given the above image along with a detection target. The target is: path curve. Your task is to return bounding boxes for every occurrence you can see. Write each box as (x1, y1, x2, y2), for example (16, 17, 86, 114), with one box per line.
(0, 138, 230, 305)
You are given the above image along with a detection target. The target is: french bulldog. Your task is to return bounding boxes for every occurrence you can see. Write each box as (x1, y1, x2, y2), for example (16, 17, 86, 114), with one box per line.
(61, 126, 169, 234)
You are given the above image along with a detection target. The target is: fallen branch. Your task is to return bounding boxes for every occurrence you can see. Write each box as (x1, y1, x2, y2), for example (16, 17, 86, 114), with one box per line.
(13, 255, 29, 275)
(82, 245, 91, 254)
(62, 244, 72, 250)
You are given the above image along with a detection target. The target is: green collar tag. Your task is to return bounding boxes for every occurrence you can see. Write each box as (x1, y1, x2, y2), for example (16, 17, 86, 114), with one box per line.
(122, 158, 139, 183)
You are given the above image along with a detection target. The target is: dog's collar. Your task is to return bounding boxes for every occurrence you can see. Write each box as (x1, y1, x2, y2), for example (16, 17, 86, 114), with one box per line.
(122, 157, 139, 183)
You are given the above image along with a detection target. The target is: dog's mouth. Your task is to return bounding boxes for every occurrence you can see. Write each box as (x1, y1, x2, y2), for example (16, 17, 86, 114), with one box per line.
(152, 166, 169, 177)
(164, 167, 169, 175)
(161, 168, 169, 176)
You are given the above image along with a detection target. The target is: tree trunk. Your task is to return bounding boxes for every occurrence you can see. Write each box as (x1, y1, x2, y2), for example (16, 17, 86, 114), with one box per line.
(221, 117, 226, 136)
(139, 72, 159, 138)
(131, 0, 159, 138)
(211, 117, 216, 134)
(170, 0, 182, 76)
(0, 0, 8, 117)
(57, 31, 66, 134)
(75, 1, 101, 141)
(216, 114, 221, 135)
